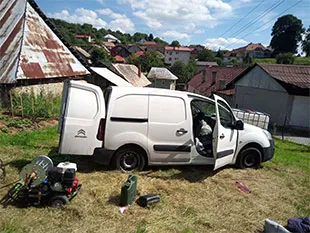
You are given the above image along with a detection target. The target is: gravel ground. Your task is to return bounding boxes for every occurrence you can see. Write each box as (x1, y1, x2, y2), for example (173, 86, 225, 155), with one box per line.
(274, 135, 310, 146)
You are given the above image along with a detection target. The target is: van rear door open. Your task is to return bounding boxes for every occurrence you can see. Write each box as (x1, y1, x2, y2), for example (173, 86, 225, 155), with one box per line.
(58, 81, 105, 155)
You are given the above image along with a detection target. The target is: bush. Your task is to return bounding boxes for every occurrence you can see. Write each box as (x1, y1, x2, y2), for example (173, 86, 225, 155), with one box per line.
(276, 53, 295, 64)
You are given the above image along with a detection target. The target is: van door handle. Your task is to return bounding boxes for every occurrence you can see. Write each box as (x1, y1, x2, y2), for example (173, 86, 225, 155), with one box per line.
(177, 128, 188, 134)
(220, 133, 225, 139)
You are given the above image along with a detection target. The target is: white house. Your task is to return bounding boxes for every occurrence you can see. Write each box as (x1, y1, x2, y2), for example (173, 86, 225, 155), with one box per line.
(164, 46, 194, 65)
(103, 34, 120, 43)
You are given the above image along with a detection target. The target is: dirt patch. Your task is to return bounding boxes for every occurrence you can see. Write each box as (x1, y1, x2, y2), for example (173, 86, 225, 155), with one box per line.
(0, 116, 58, 134)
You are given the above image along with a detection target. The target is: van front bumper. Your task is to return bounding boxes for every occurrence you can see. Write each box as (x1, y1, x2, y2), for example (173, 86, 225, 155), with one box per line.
(262, 139, 275, 162)
(92, 148, 115, 165)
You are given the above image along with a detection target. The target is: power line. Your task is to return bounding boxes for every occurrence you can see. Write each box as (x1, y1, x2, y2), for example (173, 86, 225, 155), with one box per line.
(229, 0, 286, 38)
(219, 0, 265, 38)
(228, 0, 304, 49)
(240, 0, 303, 41)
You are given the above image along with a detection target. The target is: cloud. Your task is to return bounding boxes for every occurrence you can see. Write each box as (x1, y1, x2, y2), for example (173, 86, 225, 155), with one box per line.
(48, 8, 135, 33)
(96, 0, 104, 5)
(162, 31, 190, 40)
(48, 8, 107, 28)
(205, 37, 247, 50)
(119, 0, 233, 31)
(97, 8, 135, 32)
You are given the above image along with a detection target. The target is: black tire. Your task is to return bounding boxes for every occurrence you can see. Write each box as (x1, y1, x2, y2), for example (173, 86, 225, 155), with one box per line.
(114, 146, 145, 172)
(236, 147, 262, 169)
(50, 195, 69, 208)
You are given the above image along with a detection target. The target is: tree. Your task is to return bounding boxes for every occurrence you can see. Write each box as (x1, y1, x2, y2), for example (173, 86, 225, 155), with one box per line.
(186, 58, 198, 80)
(170, 61, 188, 83)
(197, 49, 215, 61)
(216, 49, 228, 59)
(243, 53, 253, 65)
(127, 50, 164, 72)
(148, 33, 154, 41)
(276, 53, 295, 64)
(169, 59, 198, 83)
(302, 26, 310, 56)
(91, 48, 114, 66)
(270, 14, 304, 54)
(170, 40, 181, 47)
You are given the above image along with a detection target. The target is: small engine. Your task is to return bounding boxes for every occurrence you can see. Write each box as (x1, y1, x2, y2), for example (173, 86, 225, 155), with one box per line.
(1, 156, 81, 208)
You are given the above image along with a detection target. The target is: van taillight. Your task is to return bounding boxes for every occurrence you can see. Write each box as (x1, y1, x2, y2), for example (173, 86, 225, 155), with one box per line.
(97, 118, 106, 141)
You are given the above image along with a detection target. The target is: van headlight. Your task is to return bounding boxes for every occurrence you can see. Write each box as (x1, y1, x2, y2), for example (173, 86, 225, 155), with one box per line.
(263, 130, 272, 140)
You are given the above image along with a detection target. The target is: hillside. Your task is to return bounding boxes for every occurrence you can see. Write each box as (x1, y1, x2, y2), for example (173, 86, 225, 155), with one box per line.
(49, 18, 168, 46)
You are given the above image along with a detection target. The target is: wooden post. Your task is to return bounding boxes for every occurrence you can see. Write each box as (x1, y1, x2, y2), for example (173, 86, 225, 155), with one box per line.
(51, 97, 54, 119)
(32, 95, 35, 116)
(9, 90, 14, 118)
(20, 94, 23, 117)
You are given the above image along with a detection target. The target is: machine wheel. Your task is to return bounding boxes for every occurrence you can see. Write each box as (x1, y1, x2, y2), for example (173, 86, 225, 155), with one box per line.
(114, 146, 145, 172)
(236, 147, 262, 169)
(50, 195, 69, 208)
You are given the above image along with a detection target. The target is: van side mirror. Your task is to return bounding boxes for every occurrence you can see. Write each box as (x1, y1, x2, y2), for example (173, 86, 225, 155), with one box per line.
(234, 120, 244, 130)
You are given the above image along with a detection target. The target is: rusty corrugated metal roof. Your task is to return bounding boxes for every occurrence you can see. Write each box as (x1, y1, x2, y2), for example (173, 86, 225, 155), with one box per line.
(0, 0, 89, 84)
(112, 64, 151, 87)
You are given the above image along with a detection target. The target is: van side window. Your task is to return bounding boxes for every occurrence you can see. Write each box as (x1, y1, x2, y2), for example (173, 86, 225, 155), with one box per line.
(67, 88, 98, 119)
(149, 96, 186, 123)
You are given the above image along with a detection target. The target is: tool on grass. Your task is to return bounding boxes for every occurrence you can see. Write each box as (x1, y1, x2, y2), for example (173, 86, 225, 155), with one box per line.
(0, 155, 81, 208)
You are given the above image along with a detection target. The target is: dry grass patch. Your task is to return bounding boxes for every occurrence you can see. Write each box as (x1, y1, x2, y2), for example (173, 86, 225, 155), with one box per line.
(0, 126, 309, 233)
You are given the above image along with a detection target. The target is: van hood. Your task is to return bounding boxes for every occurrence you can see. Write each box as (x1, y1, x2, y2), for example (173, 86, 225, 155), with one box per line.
(243, 122, 265, 134)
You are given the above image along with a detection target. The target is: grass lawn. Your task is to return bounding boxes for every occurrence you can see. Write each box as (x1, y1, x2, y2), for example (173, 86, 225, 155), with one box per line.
(253, 56, 310, 65)
(0, 126, 309, 233)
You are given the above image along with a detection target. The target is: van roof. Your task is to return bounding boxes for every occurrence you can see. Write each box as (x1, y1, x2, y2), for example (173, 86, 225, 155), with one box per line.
(110, 86, 213, 101)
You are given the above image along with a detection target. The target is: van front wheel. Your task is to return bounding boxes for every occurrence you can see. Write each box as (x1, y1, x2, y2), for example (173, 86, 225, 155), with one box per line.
(114, 146, 145, 172)
(236, 147, 262, 169)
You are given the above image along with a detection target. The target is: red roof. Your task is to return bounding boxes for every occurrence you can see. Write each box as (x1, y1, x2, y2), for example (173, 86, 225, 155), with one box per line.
(114, 55, 125, 62)
(75, 34, 92, 38)
(135, 51, 144, 57)
(224, 43, 265, 57)
(143, 41, 157, 45)
(187, 66, 245, 96)
(258, 63, 310, 89)
(165, 46, 194, 52)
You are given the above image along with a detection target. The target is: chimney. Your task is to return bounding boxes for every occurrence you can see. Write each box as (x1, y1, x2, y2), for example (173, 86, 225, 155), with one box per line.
(219, 79, 226, 90)
(202, 70, 206, 82)
(212, 70, 217, 84)
(138, 65, 141, 77)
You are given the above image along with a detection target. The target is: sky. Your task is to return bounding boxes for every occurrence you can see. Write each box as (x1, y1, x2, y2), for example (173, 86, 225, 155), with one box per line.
(36, 0, 310, 51)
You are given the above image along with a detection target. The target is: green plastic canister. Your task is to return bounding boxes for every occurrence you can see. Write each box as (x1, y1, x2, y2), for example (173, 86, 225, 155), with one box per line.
(120, 174, 137, 206)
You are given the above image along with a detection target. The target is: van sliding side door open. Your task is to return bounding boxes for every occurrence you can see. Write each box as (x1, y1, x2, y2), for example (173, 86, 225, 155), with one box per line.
(213, 95, 238, 170)
(58, 81, 106, 155)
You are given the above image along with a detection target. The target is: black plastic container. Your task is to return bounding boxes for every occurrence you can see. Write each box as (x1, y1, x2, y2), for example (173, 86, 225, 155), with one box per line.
(137, 194, 160, 207)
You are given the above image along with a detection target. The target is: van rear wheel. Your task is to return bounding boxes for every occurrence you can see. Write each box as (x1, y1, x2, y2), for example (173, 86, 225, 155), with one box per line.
(114, 146, 145, 172)
(236, 147, 262, 169)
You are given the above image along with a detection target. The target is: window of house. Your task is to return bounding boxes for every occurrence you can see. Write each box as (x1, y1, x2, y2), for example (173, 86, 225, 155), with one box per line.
(169, 57, 172, 61)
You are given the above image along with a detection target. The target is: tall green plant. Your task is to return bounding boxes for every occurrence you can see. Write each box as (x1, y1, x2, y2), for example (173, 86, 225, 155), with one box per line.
(11, 91, 61, 119)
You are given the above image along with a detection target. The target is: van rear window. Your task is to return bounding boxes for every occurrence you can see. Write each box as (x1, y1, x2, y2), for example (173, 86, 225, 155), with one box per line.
(67, 88, 98, 119)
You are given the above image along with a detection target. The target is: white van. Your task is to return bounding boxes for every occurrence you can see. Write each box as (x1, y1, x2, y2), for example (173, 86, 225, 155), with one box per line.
(58, 80, 274, 172)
